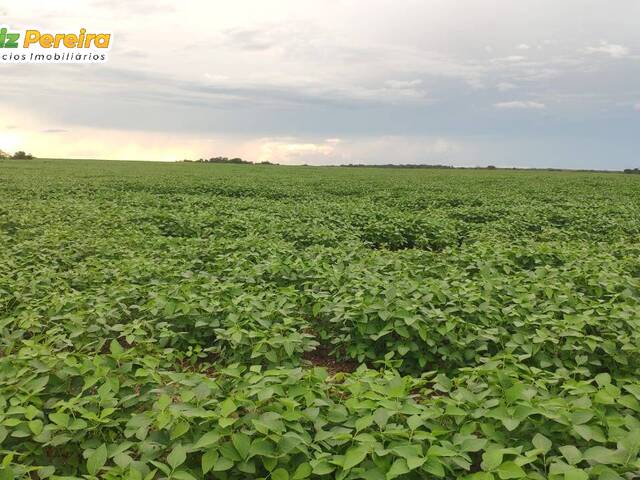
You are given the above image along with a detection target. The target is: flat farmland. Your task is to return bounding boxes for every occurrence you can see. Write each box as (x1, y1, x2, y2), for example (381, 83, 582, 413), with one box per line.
(1, 159, 639, 480)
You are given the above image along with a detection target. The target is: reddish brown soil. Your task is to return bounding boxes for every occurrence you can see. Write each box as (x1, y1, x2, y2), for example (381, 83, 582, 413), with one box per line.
(302, 344, 358, 375)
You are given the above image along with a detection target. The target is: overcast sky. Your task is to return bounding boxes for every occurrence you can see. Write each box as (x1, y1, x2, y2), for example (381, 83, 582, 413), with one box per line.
(1, 0, 639, 168)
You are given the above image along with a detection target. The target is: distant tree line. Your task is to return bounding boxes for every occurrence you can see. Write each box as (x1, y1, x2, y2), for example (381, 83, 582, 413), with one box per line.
(338, 163, 627, 173)
(182, 157, 277, 165)
(197, 157, 251, 164)
(623, 168, 640, 174)
(0, 150, 35, 159)
(341, 163, 455, 169)
(340, 164, 494, 169)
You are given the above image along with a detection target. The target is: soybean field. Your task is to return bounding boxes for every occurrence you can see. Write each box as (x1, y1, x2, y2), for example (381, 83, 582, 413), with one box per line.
(1, 159, 640, 480)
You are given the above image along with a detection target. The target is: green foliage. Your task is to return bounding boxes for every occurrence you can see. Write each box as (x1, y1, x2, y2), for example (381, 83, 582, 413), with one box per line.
(1, 160, 640, 478)
(10, 151, 34, 160)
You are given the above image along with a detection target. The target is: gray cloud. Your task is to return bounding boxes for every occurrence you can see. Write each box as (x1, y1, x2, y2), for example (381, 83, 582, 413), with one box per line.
(494, 101, 546, 110)
(2, 0, 640, 168)
(584, 42, 631, 58)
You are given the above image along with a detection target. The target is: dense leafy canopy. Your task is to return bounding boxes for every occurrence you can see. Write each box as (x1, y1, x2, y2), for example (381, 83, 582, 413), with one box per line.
(1, 159, 639, 479)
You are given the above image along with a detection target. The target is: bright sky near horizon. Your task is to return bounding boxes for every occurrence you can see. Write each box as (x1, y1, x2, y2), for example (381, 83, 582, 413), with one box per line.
(1, 0, 639, 168)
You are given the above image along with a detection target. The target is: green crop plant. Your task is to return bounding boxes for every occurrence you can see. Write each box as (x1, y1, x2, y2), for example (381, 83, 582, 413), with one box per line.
(0, 159, 639, 479)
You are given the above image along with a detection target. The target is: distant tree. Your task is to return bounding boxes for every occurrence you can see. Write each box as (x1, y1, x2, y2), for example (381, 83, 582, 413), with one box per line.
(194, 156, 254, 164)
(186, 156, 279, 165)
(341, 163, 454, 169)
(12, 151, 34, 159)
(487, 165, 497, 169)
(623, 168, 640, 174)
(0, 150, 10, 159)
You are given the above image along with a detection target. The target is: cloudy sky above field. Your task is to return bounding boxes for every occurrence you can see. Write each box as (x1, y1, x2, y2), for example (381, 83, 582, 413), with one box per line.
(1, 0, 640, 168)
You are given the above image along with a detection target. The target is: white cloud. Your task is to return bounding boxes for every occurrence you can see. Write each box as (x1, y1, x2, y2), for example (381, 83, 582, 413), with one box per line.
(584, 41, 630, 58)
(385, 79, 423, 89)
(253, 136, 467, 165)
(494, 101, 546, 110)
(340, 136, 467, 165)
(204, 73, 230, 83)
(258, 139, 337, 163)
(379, 79, 427, 100)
